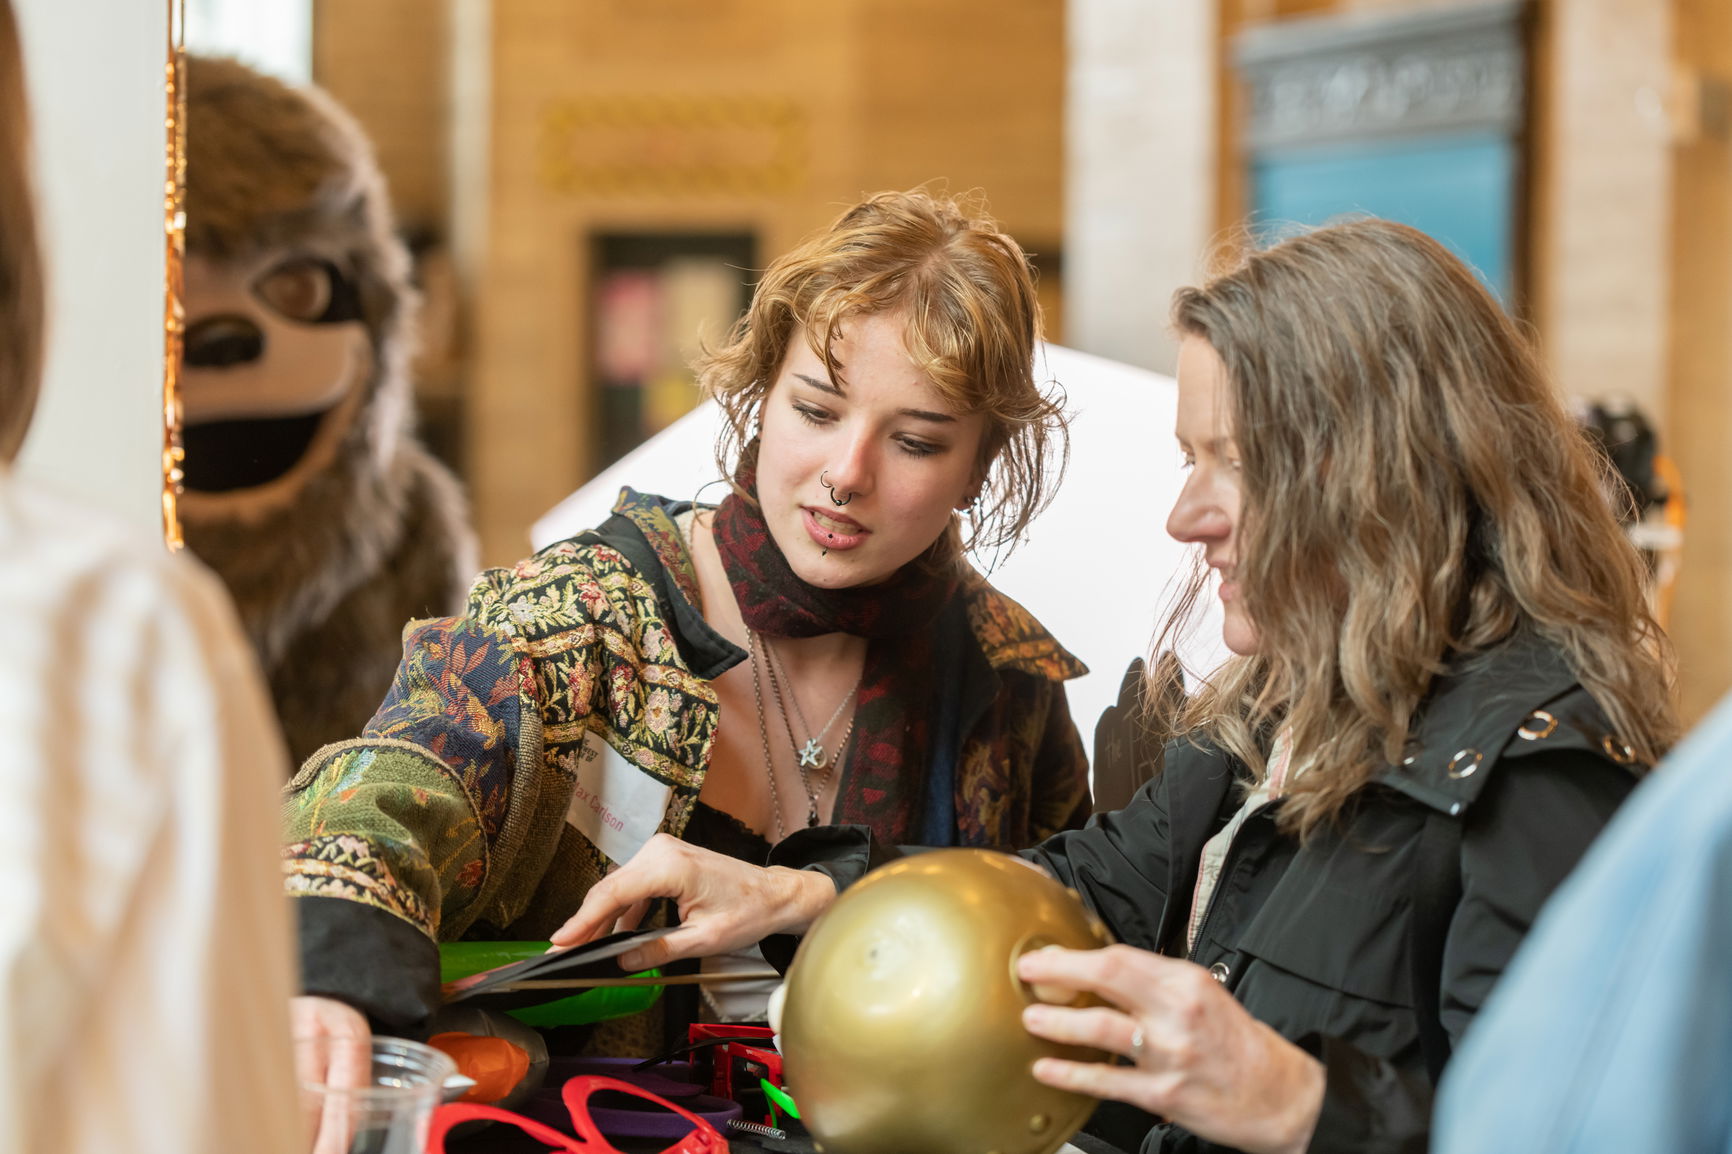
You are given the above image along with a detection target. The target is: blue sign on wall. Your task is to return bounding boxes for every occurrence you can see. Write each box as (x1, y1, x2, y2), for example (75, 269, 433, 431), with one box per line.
(1234, 1, 1526, 307)
(1250, 130, 1518, 302)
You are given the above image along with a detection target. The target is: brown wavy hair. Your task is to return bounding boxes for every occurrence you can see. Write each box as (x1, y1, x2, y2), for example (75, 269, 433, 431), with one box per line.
(697, 187, 1067, 559)
(0, 0, 42, 463)
(1165, 218, 1676, 838)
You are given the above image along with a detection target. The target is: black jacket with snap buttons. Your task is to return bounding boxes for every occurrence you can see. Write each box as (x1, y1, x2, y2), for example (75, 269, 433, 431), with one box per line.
(774, 633, 1644, 1154)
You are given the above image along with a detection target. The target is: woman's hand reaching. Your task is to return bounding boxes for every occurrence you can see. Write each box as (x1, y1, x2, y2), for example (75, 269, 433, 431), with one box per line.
(1017, 945, 1325, 1154)
(549, 833, 839, 970)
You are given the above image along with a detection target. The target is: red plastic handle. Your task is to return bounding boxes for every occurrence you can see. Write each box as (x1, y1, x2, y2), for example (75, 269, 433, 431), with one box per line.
(563, 1075, 729, 1153)
(424, 1073, 728, 1154)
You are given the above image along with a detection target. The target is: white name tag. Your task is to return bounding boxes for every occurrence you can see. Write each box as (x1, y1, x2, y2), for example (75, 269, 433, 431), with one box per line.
(565, 729, 673, 866)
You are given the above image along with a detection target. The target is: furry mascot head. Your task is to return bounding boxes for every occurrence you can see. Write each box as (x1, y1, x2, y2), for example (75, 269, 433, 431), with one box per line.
(182, 55, 476, 766)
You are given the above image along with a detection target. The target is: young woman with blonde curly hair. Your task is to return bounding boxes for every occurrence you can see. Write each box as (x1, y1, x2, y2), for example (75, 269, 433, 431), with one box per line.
(560, 218, 1676, 1153)
(288, 188, 1091, 1052)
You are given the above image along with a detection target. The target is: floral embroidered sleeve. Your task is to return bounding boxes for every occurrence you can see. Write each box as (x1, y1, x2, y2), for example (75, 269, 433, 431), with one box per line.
(280, 497, 726, 1031)
(282, 599, 552, 1027)
(285, 613, 538, 919)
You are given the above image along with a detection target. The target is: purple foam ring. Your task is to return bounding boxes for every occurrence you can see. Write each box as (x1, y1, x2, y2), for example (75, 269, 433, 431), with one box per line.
(585, 1092, 743, 1140)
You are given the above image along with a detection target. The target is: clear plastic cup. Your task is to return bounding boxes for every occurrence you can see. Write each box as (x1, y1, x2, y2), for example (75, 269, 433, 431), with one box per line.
(298, 1035, 457, 1154)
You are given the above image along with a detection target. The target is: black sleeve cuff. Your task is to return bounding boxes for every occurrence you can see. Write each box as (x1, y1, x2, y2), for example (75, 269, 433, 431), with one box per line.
(295, 895, 442, 1035)
(765, 822, 898, 882)
(759, 825, 904, 971)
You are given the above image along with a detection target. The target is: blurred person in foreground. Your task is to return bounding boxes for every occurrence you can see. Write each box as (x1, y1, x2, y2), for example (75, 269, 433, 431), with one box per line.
(0, 8, 301, 1151)
(1434, 689, 1732, 1153)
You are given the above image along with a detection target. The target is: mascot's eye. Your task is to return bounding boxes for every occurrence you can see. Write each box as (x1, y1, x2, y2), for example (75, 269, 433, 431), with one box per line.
(255, 258, 336, 322)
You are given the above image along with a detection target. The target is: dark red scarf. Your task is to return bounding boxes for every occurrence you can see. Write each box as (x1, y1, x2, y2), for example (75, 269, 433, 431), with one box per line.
(710, 459, 959, 842)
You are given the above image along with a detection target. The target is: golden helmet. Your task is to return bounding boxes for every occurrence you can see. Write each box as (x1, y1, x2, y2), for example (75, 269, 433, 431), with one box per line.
(777, 848, 1114, 1154)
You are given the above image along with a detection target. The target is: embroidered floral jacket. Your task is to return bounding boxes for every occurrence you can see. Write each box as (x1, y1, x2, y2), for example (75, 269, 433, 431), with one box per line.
(284, 489, 1090, 1029)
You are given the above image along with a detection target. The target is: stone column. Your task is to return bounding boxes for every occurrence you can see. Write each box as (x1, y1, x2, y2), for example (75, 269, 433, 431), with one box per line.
(1066, 0, 1218, 375)
(1533, 0, 1672, 423)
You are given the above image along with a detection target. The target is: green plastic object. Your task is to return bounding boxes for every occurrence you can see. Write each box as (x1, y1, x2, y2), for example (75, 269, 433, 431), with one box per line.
(761, 1078, 800, 1121)
(438, 941, 662, 1028)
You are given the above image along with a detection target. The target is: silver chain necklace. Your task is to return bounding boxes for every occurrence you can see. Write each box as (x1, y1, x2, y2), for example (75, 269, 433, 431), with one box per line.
(762, 635, 860, 770)
(744, 626, 857, 834)
(745, 627, 793, 842)
(763, 641, 855, 826)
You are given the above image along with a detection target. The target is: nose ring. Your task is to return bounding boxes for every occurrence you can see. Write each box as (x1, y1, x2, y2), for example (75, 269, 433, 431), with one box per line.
(820, 470, 853, 507)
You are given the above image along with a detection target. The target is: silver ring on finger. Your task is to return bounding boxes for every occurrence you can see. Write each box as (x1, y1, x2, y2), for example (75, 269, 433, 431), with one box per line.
(1128, 1027, 1146, 1067)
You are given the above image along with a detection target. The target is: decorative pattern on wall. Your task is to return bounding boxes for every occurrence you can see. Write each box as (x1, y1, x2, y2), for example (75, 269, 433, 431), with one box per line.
(538, 95, 808, 196)
(1236, 1, 1525, 150)
(1231, 0, 1527, 301)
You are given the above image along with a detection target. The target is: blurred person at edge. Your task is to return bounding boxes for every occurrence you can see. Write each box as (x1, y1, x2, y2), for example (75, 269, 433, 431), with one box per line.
(555, 219, 1677, 1154)
(287, 190, 1091, 1054)
(1435, 687, 1732, 1153)
(0, 3, 301, 1152)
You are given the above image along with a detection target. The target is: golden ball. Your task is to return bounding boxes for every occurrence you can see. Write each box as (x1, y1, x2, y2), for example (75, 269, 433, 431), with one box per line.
(779, 849, 1113, 1154)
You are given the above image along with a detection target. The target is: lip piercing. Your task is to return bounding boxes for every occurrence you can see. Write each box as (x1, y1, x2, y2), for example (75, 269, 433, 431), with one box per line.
(820, 470, 853, 507)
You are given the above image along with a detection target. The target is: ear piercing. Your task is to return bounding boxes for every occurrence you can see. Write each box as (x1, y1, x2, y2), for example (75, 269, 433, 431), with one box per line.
(819, 470, 853, 507)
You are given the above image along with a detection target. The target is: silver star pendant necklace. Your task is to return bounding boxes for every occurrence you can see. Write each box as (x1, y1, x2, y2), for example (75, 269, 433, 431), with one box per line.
(764, 637, 859, 771)
(744, 625, 860, 834)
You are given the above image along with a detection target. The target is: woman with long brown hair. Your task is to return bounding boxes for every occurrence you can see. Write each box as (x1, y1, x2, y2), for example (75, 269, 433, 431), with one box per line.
(559, 218, 1675, 1152)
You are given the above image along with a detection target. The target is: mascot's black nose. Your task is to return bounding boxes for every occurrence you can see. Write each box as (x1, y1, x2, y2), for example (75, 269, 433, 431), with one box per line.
(184, 315, 265, 368)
